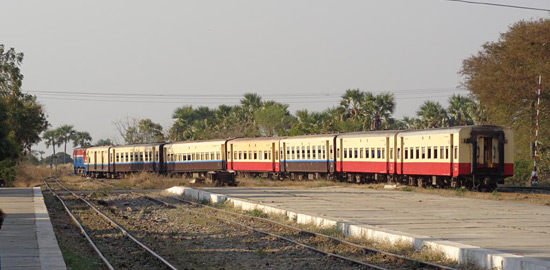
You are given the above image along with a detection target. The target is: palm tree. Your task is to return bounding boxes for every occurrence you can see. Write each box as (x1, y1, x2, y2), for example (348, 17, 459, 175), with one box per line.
(340, 89, 364, 120)
(38, 150, 45, 161)
(240, 93, 262, 115)
(362, 92, 395, 130)
(57, 125, 75, 164)
(416, 101, 448, 128)
(73, 131, 92, 148)
(448, 94, 475, 126)
(42, 129, 61, 164)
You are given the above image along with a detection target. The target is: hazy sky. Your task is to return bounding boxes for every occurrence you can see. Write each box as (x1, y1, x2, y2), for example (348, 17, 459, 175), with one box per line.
(1, 0, 548, 155)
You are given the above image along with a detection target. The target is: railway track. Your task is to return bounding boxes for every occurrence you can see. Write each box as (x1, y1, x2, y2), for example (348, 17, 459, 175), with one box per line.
(45, 177, 458, 269)
(496, 186, 550, 194)
(43, 178, 178, 270)
(141, 193, 458, 270)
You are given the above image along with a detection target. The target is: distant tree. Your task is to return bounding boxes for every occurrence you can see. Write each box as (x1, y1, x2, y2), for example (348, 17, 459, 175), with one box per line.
(96, 138, 113, 146)
(416, 101, 448, 128)
(0, 45, 48, 185)
(72, 131, 92, 148)
(43, 152, 73, 165)
(254, 101, 296, 136)
(115, 118, 164, 144)
(42, 129, 61, 162)
(362, 92, 395, 130)
(340, 89, 364, 120)
(447, 94, 475, 126)
(57, 125, 75, 164)
(460, 18, 550, 170)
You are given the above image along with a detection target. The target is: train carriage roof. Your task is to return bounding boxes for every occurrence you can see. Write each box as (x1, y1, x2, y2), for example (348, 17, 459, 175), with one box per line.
(166, 138, 229, 146)
(229, 137, 286, 143)
(337, 130, 400, 139)
(396, 125, 506, 137)
(280, 134, 337, 141)
(110, 143, 164, 150)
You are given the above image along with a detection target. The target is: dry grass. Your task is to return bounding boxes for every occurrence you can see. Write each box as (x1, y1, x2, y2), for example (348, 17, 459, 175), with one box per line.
(59, 172, 189, 190)
(12, 163, 72, 187)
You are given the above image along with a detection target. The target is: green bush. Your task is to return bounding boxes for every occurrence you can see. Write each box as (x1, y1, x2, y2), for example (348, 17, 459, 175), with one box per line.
(505, 159, 531, 186)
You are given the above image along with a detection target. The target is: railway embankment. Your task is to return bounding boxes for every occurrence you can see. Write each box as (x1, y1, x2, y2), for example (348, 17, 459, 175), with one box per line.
(166, 186, 550, 270)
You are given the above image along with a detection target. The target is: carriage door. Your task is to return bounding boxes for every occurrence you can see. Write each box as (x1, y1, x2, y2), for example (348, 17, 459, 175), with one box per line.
(152, 148, 156, 171)
(272, 143, 276, 171)
(399, 137, 404, 174)
(112, 149, 116, 173)
(94, 151, 97, 170)
(228, 144, 233, 170)
(101, 151, 104, 170)
(282, 142, 287, 172)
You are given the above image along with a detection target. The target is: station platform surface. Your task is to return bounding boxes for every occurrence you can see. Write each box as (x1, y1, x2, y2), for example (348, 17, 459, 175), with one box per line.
(204, 186, 550, 262)
(0, 188, 66, 270)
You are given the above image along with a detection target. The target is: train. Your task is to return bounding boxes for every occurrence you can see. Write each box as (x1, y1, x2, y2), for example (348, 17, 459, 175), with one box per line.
(73, 125, 514, 191)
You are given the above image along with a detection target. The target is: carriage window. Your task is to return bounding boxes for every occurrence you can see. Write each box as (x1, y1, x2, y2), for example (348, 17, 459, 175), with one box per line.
(397, 148, 401, 159)
(318, 146, 322, 159)
(376, 148, 380, 159)
(390, 148, 393, 159)
(344, 148, 348, 159)
(140, 152, 144, 161)
(421, 147, 426, 159)
(116, 153, 119, 162)
(249, 151, 252, 160)
(360, 148, 364, 159)
(306, 146, 310, 159)
(296, 147, 301, 159)
(353, 148, 357, 158)
(312, 146, 316, 159)
(416, 147, 420, 159)
(268, 151, 271, 160)
(427, 147, 431, 159)
(454, 146, 458, 159)
(371, 149, 375, 159)
(301, 146, 305, 159)
(434, 147, 438, 159)
(254, 151, 258, 160)
(440, 147, 445, 160)
(364, 148, 368, 158)
(404, 148, 408, 159)
(445, 146, 449, 159)
(235, 151, 239, 160)
(322, 148, 326, 159)
(286, 147, 290, 159)
(243, 151, 247, 160)
(217, 151, 221, 160)
(382, 148, 385, 159)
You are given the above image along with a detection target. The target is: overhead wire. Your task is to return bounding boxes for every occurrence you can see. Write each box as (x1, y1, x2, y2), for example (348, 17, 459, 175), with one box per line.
(441, 0, 550, 12)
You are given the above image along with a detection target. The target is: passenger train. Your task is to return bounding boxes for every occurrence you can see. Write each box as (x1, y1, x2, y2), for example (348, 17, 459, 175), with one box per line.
(73, 125, 514, 191)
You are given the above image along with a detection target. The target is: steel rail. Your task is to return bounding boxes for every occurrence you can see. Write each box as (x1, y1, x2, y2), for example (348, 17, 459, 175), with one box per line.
(47, 179, 179, 270)
(144, 194, 457, 270)
(43, 180, 115, 270)
(140, 194, 394, 270)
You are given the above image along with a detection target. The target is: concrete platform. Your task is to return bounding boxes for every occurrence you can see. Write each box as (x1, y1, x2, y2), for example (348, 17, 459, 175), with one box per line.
(0, 188, 66, 270)
(166, 186, 550, 270)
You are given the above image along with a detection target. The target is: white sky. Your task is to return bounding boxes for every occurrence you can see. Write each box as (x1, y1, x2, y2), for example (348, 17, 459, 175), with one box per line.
(1, 0, 548, 156)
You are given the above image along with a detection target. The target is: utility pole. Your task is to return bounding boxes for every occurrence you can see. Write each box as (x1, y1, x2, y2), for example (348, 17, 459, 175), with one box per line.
(531, 75, 542, 186)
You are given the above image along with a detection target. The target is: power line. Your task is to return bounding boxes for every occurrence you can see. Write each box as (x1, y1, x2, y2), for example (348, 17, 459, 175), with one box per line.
(36, 94, 462, 104)
(442, 0, 550, 12)
(25, 87, 467, 98)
